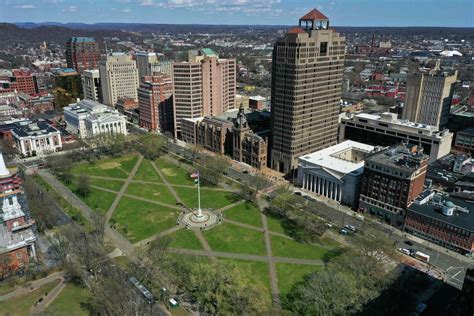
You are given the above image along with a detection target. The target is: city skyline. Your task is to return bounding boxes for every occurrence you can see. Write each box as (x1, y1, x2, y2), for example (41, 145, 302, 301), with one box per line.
(1, 0, 473, 27)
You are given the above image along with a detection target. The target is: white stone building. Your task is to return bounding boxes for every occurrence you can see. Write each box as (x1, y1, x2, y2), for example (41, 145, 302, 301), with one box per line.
(64, 100, 127, 138)
(99, 53, 139, 106)
(9, 119, 62, 157)
(81, 69, 101, 102)
(297, 140, 378, 208)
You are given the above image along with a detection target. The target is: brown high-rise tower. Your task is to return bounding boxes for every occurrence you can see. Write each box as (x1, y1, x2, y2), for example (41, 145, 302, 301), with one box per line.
(66, 37, 101, 72)
(270, 9, 345, 174)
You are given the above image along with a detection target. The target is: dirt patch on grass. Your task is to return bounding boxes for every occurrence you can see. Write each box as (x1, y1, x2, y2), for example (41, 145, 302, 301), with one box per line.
(153, 192, 161, 196)
(99, 162, 121, 169)
(160, 168, 176, 177)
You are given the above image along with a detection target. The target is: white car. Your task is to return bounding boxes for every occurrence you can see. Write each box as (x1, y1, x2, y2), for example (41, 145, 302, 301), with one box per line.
(398, 248, 411, 255)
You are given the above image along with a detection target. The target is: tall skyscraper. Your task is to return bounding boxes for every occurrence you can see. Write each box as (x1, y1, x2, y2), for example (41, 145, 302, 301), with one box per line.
(172, 48, 236, 138)
(66, 37, 101, 72)
(270, 9, 345, 174)
(402, 62, 457, 129)
(138, 74, 173, 133)
(99, 53, 139, 106)
(135, 51, 159, 82)
(81, 69, 102, 102)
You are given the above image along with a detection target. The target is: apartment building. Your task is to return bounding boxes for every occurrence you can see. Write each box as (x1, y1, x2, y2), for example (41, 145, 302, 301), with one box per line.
(138, 74, 173, 133)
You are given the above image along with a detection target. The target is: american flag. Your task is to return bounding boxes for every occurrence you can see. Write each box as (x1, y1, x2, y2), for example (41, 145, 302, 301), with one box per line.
(190, 171, 199, 178)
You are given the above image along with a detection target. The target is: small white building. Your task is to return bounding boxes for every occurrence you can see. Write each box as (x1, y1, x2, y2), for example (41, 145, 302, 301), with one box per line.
(64, 99, 127, 138)
(10, 119, 62, 157)
(297, 140, 378, 208)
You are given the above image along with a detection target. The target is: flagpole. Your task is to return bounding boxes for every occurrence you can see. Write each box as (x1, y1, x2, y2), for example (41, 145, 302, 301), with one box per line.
(197, 172, 202, 218)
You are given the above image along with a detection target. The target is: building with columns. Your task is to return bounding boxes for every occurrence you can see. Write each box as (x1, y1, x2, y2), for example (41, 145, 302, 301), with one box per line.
(0, 153, 37, 276)
(297, 140, 377, 208)
(64, 99, 127, 138)
(10, 119, 62, 157)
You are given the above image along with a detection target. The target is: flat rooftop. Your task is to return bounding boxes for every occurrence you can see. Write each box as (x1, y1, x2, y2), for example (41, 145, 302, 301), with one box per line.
(299, 140, 376, 176)
(408, 193, 474, 232)
(366, 144, 429, 173)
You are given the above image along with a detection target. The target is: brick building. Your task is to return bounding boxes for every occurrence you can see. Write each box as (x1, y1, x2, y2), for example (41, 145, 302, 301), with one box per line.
(404, 191, 473, 255)
(66, 37, 101, 72)
(0, 153, 37, 276)
(0, 70, 38, 95)
(138, 74, 173, 133)
(359, 143, 429, 227)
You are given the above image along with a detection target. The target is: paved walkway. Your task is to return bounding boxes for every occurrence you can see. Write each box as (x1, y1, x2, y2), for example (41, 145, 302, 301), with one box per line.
(37, 170, 135, 255)
(31, 277, 66, 313)
(194, 230, 217, 263)
(0, 271, 65, 302)
(105, 155, 144, 222)
(262, 213, 280, 306)
(167, 248, 324, 265)
(215, 200, 245, 213)
(150, 160, 185, 205)
(134, 225, 183, 247)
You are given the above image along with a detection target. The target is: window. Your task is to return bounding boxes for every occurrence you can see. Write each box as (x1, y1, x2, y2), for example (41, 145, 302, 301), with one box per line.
(320, 42, 328, 56)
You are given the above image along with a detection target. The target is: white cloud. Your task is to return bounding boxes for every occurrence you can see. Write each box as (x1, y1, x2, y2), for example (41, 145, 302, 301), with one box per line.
(122, 8, 132, 12)
(140, 0, 155, 5)
(156, 0, 282, 15)
(15, 4, 36, 9)
(63, 5, 78, 12)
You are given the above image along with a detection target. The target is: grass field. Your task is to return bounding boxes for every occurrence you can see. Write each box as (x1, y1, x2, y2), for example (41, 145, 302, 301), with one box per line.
(89, 178, 124, 191)
(220, 258, 271, 304)
(265, 214, 286, 235)
(65, 182, 116, 216)
(44, 283, 91, 316)
(204, 222, 266, 255)
(126, 182, 178, 206)
(112, 196, 179, 242)
(155, 157, 193, 186)
(276, 263, 323, 296)
(168, 229, 203, 250)
(271, 235, 330, 260)
(177, 187, 237, 210)
(223, 202, 262, 227)
(0, 279, 60, 316)
(71, 155, 138, 179)
(134, 159, 162, 182)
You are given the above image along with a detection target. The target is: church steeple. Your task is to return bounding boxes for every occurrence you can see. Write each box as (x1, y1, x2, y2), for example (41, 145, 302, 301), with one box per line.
(234, 104, 248, 129)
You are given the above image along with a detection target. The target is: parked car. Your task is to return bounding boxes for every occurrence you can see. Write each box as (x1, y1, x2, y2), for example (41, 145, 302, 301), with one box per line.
(294, 191, 302, 196)
(345, 224, 357, 232)
(398, 248, 411, 255)
(405, 240, 414, 246)
(340, 229, 349, 235)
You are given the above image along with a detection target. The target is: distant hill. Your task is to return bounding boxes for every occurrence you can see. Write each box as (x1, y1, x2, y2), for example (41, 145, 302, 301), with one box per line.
(0, 23, 134, 45)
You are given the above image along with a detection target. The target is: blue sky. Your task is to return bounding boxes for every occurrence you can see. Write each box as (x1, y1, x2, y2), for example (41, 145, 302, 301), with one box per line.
(1, 0, 473, 26)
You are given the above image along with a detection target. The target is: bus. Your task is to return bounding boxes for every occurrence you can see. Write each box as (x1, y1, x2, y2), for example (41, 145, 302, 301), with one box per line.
(414, 251, 430, 263)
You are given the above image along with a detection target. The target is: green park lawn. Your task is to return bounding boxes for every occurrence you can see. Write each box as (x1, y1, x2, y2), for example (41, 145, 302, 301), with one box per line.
(65, 182, 117, 216)
(155, 157, 193, 186)
(220, 258, 271, 304)
(177, 187, 237, 210)
(271, 235, 330, 260)
(0, 279, 60, 316)
(44, 283, 91, 316)
(168, 229, 203, 250)
(71, 154, 138, 179)
(134, 159, 162, 182)
(203, 222, 266, 255)
(265, 214, 286, 235)
(126, 182, 178, 206)
(89, 177, 125, 192)
(223, 202, 262, 227)
(112, 196, 179, 242)
(276, 263, 323, 296)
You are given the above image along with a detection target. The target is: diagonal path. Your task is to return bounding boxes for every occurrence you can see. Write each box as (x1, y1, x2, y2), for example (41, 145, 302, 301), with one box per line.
(150, 160, 185, 205)
(105, 155, 144, 222)
(262, 212, 280, 307)
(194, 230, 217, 263)
(215, 200, 245, 213)
(0, 271, 65, 301)
(134, 225, 183, 247)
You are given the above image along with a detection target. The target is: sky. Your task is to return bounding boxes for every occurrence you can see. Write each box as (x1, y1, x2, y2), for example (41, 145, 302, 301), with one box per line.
(1, 0, 473, 27)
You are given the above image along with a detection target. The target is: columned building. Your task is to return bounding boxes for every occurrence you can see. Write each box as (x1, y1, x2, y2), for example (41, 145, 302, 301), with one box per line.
(297, 140, 377, 208)
(270, 9, 345, 174)
(99, 53, 139, 106)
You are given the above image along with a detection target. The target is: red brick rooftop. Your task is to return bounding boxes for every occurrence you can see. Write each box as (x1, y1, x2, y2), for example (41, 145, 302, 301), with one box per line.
(288, 27, 307, 34)
(300, 8, 328, 21)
